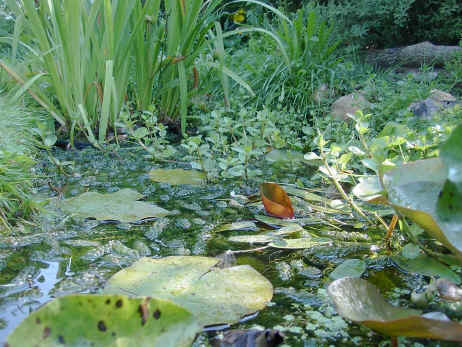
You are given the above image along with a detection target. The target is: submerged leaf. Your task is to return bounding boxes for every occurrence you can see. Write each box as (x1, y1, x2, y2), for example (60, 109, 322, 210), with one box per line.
(392, 255, 460, 284)
(149, 168, 206, 185)
(7, 294, 199, 347)
(61, 188, 170, 223)
(260, 183, 294, 219)
(328, 277, 462, 341)
(104, 256, 273, 327)
(329, 259, 366, 280)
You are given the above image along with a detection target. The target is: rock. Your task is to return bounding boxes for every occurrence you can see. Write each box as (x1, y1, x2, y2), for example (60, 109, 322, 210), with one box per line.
(365, 41, 462, 68)
(408, 89, 459, 120)
(330, 93, 371, 121)
(312, 83, 333, 103)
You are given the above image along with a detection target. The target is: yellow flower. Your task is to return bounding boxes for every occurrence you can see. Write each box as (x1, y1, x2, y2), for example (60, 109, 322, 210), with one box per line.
(231, 8, 245, 24)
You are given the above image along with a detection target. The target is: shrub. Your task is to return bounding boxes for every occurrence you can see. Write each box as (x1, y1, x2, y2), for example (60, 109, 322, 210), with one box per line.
(320, 0, 462, 50)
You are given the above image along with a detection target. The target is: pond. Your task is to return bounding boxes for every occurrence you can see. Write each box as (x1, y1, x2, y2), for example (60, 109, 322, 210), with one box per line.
(0, 146, 446, 346)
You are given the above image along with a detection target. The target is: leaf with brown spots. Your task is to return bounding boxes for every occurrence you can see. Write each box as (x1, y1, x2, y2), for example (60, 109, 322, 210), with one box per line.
(7, 294, 199, 347)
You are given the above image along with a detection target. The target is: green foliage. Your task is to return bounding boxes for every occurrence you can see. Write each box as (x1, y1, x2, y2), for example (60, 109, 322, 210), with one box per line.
(0, 95, 38, 231)
(321, 0, 462, 50)
(3, 0, 246, 141)
(181, 105, 308, 181)
(224, 1, 340, 114)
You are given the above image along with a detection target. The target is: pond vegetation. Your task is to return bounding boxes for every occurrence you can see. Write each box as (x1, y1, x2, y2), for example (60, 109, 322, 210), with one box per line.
(1, 0, 462, 346)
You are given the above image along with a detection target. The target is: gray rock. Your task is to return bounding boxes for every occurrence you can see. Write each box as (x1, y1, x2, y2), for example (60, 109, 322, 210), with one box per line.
(408, 89, 459, 120)
(330, 93, 371, 121)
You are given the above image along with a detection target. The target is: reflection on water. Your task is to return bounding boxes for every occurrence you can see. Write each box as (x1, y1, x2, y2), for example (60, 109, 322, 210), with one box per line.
(0, 261, 59, 341)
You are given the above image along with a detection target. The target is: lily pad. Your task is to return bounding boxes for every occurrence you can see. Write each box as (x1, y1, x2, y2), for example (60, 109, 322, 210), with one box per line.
(329, 259, 367, 280)
(254, 214, 310, 227)
(228, 234, 276, 244)
(269, 238, 331, 249)
(228, 224, 304, 244)
(61, 189, 170, 223)
(7, 294, 199, 347)
(328, 277, 462, 341)
(282, 185, 331, 204)
(103, 256, 273, 327)
(260, 183, 294, 219)
(215, 221, 257, 233)
(149, 168, 206, 185)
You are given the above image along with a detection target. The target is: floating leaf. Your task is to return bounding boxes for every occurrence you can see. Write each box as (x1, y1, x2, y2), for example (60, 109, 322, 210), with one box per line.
(61, 189, 170, 223)
(392, 255, 460, 284)
(281, 185, 331, 204)
(255, 215, 301, 227)
(329, 259, 367, 280)
(215, 221, 257, 233)
(7, 294, 199, 347)
(149, 168, 206, 185)
(228, 234, 276, 244)
(352, 176, 387, 204)
(328, 277, 462, 341)
(228, 224, 304, 245)
(104, 256, 273, 327)
(270, 224, 304, 236)
(269, 238, 331, 249)
(260, 183, 294, 219)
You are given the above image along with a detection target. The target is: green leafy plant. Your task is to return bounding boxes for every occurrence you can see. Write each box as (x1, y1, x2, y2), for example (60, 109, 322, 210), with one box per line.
(320, 0, 462, 50)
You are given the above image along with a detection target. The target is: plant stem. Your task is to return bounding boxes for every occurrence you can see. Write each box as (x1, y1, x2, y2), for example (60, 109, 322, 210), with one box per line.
(320, 151, 372, 223)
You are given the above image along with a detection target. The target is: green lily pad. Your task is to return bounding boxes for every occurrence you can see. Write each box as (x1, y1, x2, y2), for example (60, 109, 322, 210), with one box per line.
(269, 238, 331, 249)
(328, 277, 462, 341)
(7, 294, 199, 347)
(215, 221, 257, 232)
(149, 169, 206, 185)
(103, 256, 273, 327)
(61, 189, 170, 223)
(228, 224, 304, 244)
(254, 214, 310, 227)
(228, 234, 276, 244)
(392, 255, 460, 284)
(282, 185, 331, 204)
(329, 259, 367, 280)
(352, 176, 387, 204)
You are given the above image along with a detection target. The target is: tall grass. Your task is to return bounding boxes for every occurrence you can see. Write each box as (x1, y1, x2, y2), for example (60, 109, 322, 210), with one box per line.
(0, 95, 37, 232)
(2, 0, 256, 140)
(225, 1, 341, 112)
(1, 0, 141, 145)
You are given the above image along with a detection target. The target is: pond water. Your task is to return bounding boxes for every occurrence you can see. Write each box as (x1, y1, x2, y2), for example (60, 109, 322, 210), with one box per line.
(0, 146, 447, 346)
